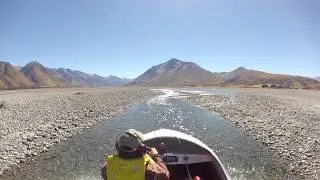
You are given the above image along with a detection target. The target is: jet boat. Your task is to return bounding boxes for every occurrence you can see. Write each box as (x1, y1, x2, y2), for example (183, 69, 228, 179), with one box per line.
(143, 129, 231, 180)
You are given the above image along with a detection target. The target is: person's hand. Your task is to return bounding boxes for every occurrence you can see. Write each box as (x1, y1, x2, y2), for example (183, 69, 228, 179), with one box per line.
(148, 148, 159, 157)
(100, 161, 107, 180)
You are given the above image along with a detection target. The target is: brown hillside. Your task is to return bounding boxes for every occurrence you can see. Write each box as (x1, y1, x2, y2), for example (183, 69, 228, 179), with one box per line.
(132, 58, 221, 86)
(219, 67, 319, 89)
(132, 59, 319, 89)
(21, 61, 62, 87)
(0, 62, 34, 89)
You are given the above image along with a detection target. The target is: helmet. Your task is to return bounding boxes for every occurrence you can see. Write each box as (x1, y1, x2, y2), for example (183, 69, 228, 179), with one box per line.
(115, 129, 144, 158)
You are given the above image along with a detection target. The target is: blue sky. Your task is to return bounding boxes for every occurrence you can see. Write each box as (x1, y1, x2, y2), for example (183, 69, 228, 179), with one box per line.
(1, 0, 319, 78)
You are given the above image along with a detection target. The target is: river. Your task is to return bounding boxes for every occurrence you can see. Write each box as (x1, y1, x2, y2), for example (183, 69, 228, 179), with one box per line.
(2, 89, 288, 180)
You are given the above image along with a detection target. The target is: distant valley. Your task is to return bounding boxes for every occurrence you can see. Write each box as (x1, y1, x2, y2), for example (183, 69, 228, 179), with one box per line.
(1, 59, 319, 90)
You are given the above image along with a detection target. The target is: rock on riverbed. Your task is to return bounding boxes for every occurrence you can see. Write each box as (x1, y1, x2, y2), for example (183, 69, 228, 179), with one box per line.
(183, 89, 320, 180)
(0, 87, 154, 175)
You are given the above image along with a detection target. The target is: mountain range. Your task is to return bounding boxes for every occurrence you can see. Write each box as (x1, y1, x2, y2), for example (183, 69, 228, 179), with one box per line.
(132, 59, 220, 86)
(131, 58, 320, 89)
(1, 59, 319, 90)
(0, 61, 131, 90)
(315, 77, 320, 81)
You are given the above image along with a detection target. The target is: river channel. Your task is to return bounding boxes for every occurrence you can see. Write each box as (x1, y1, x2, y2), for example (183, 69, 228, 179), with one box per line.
(2, 89, 288, 180)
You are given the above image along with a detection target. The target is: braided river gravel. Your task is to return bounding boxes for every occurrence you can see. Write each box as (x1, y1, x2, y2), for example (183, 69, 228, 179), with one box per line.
(2, 89, 289, 180)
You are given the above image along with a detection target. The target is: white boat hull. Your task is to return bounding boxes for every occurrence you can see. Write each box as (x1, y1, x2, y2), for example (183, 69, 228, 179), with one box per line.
(143, 129, 231, 180)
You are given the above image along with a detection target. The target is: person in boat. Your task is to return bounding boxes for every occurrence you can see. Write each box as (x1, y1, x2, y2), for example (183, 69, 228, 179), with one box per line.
(101, 129, 170, 180)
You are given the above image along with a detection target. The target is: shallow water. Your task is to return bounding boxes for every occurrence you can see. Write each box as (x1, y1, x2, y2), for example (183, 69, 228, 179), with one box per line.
(176, 87, 237, 96)
(2, 89, 289, 180)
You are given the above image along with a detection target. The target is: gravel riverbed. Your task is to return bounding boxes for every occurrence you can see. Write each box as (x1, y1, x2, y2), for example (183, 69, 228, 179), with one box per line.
(0, 87, 153, 176)
(183, 89, 320, 179)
